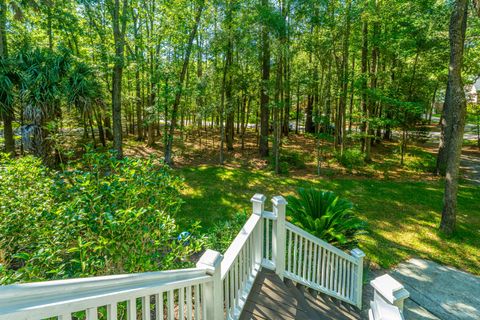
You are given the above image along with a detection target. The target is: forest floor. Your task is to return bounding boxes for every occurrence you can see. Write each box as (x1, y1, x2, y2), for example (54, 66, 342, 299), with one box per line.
(122, 128, 480, 276)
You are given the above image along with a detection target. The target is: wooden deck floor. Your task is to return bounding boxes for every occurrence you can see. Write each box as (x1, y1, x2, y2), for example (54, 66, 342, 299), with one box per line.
(240, 269, 362, 320)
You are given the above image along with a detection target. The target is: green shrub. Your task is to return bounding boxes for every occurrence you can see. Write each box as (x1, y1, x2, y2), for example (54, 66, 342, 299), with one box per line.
(401, 148, 436, 173)
(0, 151, 202, 284)
(286, 188, 367, 249)
(268, 149, 307, 174)
(335, 148, 364, 171)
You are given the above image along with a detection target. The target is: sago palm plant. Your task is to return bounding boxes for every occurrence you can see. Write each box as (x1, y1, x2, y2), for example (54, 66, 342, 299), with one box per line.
(286, 188, 367, 249)
(17, 48, 70, 164)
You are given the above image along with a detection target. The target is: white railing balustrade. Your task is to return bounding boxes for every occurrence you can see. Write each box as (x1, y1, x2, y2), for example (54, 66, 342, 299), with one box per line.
(283, 222, 364, 307)
(0, 268, 211, 320)
(0, 193, 368, 319)
(220, 194, 264, 320)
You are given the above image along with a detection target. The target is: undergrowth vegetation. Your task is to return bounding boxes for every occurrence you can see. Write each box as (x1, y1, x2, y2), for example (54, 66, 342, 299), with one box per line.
(204, 211, 248, 253)
(0, 152, 201, 284)
(334, 148, 365, 172)
(268, 149, 308, 173)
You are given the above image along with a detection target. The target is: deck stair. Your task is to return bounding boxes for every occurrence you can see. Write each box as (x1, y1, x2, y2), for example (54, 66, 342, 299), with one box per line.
(239, 269, 361, 320)
(0, 193, 408, 320)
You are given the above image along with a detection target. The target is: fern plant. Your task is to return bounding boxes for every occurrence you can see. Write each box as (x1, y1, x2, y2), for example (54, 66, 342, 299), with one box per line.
(286, 188, 367, 249)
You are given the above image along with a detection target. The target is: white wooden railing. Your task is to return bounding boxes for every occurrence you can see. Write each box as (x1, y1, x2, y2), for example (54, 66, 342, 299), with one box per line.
(284, 222, 365, 306)
(257, 194, 365, 308)
(0, 193, 366, 320)
(0, 268, 212, 320)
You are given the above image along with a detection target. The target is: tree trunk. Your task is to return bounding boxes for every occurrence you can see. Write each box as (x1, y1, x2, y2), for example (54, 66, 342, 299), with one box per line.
(365, 6, 379, 162)
(259, 0, 270, 157)
(440, 0, 468, 235)
(337, 0, 351, 155)
(295, 82, 300, 134)
(348, 55, 355, 134)
(429, 84, 438, 124)
(305, 52, 315, 134)
(164, 2, 204, 165)
(94, 108, 106, 147)
(0, 0, 14, 155)
(111, 0, 128, 159)
(360, 20, 368, 153)
(225, 11, 234, 152)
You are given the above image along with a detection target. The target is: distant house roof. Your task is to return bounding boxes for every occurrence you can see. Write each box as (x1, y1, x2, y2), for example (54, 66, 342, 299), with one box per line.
(466, 79, 480, 104)
(474, 78, 480, 91)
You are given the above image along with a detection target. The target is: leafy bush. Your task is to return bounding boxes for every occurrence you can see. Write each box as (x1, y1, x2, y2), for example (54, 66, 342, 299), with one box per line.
(268, 149, 307, 174)
(204, 211, 248, 253)
(0, 151, 201, 284)
(403, 151, 436, 172)
(286, 188, 367, 249)
(335, 148, 365, 171)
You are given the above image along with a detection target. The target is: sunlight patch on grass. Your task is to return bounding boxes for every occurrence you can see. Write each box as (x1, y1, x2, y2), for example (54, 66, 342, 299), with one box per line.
(177, 165, 480, 275)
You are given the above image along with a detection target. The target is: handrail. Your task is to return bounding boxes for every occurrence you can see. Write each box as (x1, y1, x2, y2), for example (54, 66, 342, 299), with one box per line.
(0, 268, 211, 320)
(221, 213, 261, 279)
(0, 268, 207, 303)
(221, 199, 263, 320)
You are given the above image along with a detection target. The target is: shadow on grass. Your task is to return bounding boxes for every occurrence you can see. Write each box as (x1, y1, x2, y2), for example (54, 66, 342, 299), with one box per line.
(177, 165, 480, 274)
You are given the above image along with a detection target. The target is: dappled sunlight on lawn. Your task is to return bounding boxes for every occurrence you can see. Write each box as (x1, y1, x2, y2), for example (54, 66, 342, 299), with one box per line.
(177, 165, 480, 275)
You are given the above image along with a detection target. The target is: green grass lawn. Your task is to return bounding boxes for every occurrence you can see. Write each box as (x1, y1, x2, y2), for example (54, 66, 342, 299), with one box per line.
(177, 165, 480, 275)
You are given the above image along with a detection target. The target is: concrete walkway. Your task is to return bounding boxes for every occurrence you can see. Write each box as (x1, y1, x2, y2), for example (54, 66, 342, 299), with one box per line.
(460, 151, 480, 185)
(391, 258, 480, 320)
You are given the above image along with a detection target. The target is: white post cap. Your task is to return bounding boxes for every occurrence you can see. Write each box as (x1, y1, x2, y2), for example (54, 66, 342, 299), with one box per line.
(251, 193, 266, 203)
(196, 250, 223, 274)
(371, 274, 410, 305)
(351, 248, 366, 259)
(271, 195, 288, 205)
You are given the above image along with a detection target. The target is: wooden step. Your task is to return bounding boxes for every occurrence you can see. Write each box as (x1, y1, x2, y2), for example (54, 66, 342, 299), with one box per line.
(240, 269, 362, 320)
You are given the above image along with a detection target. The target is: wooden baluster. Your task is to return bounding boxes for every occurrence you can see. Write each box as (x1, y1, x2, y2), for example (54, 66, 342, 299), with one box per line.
(312, 243, 318, 284)
(194, 285, 200, 320)
(59, 313, 72, 320)
(156, 293, 164, 320)
(302, 238, 308, 280)
(298, 235, 303, 277)
(107, 303, 118, 320)
(293, 232, 298, 275)
(224, 273, 230, 316)
(142, 295, 151, 320)
(127, 299, 136, 320)
(86, 308, 98, 320)
(179, 287, 185, 320)
(201, 284, 207, 320)
(186, 286, 193, 320)
(167, 290, 174, 320)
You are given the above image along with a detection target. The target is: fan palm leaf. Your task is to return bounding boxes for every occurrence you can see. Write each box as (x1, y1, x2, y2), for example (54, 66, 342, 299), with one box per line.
(286, 188, 367, 249)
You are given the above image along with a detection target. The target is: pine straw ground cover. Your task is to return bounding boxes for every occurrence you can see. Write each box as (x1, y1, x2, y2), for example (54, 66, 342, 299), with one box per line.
(121, 130, 480, 275)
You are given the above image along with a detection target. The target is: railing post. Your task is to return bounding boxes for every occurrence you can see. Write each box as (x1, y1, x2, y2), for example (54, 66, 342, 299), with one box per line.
(352, 248, 366, 309)
(196, 249, 224, 320)
(272, 196, 287, 280)
(370, 274, 410, 313)
(251, 194, 266, 266)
